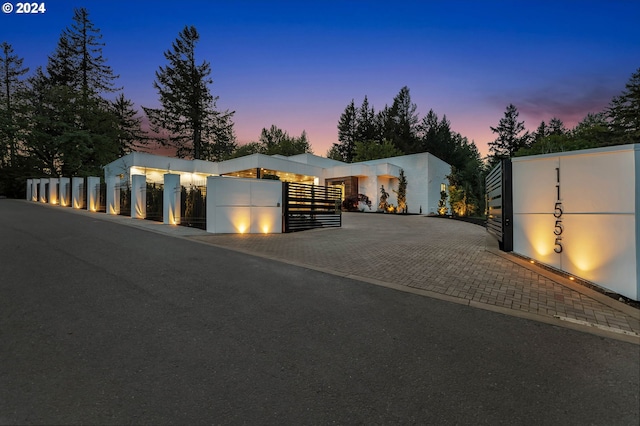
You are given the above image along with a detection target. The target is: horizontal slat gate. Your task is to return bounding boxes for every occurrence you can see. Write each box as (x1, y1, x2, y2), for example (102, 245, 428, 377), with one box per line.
(486, 163, 503, 241)
(485, 159, 513, 251)
(284, 182, 342, 232)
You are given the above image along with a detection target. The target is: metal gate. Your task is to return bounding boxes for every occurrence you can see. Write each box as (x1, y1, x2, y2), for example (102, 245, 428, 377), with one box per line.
(486, 159, 513, 251)
(180, 184, 206, 230)
(117, 182, 131, 216)
(283, 182, 342, 232)
(145, 183, 164, 222)
(96, 182, 107, 213)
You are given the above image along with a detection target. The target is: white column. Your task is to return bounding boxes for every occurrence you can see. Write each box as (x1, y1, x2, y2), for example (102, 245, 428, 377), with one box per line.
(72, 177, 84, 209)
(48, 178, 59, 205)
(39, 179, 48, 203)
(26, 179, 32, 200)
(32, 179, 39, 201)
(59, 177, 70, 207)
(163, 174, 181, 225)
(131, 174, 146, 219)
(106, 175, 119, 215)
(86, 176, 100, 211)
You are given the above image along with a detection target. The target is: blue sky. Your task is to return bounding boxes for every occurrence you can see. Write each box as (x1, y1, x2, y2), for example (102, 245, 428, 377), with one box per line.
(2, 0, 639, 157)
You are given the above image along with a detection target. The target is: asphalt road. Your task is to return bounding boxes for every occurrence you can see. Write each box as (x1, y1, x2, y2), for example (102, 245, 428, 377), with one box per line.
(1, 200, 639, 425)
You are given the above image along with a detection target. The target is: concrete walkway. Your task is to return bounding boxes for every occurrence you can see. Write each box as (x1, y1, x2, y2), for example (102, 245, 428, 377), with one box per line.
(61, 206, 640, 343)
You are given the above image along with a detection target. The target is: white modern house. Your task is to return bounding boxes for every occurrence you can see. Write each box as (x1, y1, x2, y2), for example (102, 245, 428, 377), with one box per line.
(103, 150, 451, 217)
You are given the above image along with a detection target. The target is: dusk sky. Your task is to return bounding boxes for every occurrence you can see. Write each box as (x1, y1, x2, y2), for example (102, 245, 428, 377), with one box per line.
(2, 0, 639, 158)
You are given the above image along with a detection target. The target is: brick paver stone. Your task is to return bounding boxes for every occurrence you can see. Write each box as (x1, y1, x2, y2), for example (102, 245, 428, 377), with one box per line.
(190, 213, 640, 336)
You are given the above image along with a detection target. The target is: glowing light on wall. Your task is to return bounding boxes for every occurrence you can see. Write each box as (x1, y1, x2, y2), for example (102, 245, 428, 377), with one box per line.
(512, 145, 638, 301)
(168, 209, 178, 225)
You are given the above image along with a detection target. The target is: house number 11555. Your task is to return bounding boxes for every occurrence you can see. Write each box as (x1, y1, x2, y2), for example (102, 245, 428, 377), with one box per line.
(554, 167, 563, 253)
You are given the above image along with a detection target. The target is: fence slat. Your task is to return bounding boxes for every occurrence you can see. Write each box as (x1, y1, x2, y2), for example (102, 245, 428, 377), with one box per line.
(284, 182, 342, 232)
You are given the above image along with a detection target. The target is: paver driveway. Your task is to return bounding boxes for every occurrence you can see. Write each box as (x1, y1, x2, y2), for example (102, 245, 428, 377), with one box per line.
(189, 213, 640, 340)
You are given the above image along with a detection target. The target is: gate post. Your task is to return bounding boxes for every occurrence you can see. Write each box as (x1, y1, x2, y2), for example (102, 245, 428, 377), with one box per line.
(59, 177, 70, 206)
(502, 159, 513, 252)
(86, 176, 100, 211)
(71, 177, 84, 209)
(39, 178, 48, 203)
(106, 175, 120, 214)
(164, 173, 181, 225)
(131, 174, 146, 219)
(48, 177, 59, 205)
(282, 182, 289, 233)
(486, 159, 513, 252)
(31, 179, 39, 202)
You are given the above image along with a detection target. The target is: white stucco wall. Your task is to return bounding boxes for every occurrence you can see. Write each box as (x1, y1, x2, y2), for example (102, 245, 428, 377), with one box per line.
(360, 153, 450, 215)
(206, 176, 282, 234)
(512, 144, 638, 300)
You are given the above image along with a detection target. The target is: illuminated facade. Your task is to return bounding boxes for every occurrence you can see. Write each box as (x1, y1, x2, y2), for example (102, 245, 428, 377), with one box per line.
(510, 144, 639, 301)
(103, 151, 451, 217)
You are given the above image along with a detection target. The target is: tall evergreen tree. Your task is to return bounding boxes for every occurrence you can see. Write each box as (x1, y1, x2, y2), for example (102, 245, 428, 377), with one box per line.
(24, 7, 123, 176)
(356, 96, 378, 144)
(47, 7, 119, 99)
(23, 68, 74, 175)
(110, 93, 148, 156)
(393, 168, 408, 213)
(336, 99, 357, 162)
(143, 25, 235, 160)
(382, 86, 419, 154)
(533, 121, 548, 143)
(548, 117, 567, 136)
(418, 110, 462, 164)
(258, 125, 311, 156)
(489, 104, 530, 158)
(353, 139, 402, 162)
(571, 112, 611, 148)
(0, 42, 29, 168)
(608, 67, 640, 144)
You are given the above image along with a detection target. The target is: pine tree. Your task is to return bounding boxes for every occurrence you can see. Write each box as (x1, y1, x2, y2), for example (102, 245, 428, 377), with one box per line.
(533, 121, 548, 143)
(393, 168, 408, 213)
(548, 117, 567, 136)
(608, 68, 640, 144)
(110, 93, 148, 156)
(143, 25, 235, 160)
(28, 7, 122, 176)
(382, 86, 419, 154)
(23, 68, 72, 175)
(489, 104, 530, 158)
(336, 99, 357, 162)
(256, 125, 311, 156)
(47, 7, 119, 99)
(356, 96, 378, 144)
(0, 42, 29, 168)
(354, 139, 402, 162)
